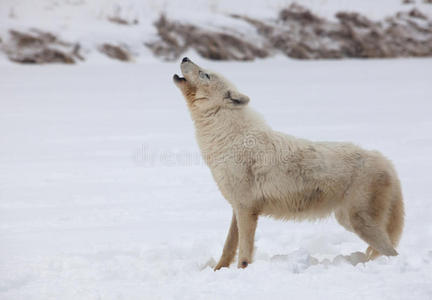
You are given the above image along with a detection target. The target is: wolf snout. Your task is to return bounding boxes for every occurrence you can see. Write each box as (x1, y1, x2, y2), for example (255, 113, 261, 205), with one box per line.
(182, 57, 189, 63)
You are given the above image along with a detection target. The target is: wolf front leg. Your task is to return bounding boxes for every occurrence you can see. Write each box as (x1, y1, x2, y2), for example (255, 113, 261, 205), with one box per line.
(214, 211, 239, 271)
(235, 208, 258, 268)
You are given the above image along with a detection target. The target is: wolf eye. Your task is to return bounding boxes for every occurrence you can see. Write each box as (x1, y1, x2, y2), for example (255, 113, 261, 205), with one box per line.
(199, 71, 210, 80)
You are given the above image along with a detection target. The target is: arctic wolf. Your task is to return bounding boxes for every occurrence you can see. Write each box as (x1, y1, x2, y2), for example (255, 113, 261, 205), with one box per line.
(173, 57, 404, 270)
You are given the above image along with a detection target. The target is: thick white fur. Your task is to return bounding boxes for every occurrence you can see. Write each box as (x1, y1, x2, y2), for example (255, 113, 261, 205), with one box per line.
(173, 58, 404, 270)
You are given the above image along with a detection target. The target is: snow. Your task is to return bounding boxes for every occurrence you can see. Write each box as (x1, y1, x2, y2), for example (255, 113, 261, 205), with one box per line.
(1, 0, 432, 298)
(1, 57, 432, 299)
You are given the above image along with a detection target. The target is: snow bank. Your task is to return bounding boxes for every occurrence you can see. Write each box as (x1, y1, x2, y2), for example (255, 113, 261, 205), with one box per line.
(1, 0, 432, 63)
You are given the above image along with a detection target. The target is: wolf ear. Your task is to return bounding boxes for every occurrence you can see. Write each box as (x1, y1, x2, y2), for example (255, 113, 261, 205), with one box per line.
(227, 90, 250, 106)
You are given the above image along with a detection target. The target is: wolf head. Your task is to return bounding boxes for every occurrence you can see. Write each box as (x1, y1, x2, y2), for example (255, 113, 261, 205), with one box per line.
(173, 57, 250, 114)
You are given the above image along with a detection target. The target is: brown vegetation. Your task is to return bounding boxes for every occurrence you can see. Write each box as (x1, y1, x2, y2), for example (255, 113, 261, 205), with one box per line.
(146, 15, 268, 61)
(108, 16, 139, 25)
(2, 4, 432, 63)
(3, 30, 83, 64)
(99, 43, 132, 61)
(148, 4, 432, 60)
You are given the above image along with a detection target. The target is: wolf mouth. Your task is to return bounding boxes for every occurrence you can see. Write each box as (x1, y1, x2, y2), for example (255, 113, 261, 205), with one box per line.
(173, 74, 186, 82)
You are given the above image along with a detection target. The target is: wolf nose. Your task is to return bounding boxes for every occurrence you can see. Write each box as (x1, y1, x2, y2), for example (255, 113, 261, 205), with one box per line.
(182, 57, 189, 63)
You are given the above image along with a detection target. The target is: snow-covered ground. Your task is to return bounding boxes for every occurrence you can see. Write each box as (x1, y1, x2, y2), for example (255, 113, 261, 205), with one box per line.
(1, 57, 432, 299)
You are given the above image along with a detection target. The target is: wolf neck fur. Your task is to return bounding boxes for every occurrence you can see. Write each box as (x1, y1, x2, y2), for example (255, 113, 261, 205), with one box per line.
(192, 106, 269, 158)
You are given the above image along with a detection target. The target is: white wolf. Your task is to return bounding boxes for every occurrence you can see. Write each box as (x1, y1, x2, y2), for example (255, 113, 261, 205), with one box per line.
(173, 57, 404, 270)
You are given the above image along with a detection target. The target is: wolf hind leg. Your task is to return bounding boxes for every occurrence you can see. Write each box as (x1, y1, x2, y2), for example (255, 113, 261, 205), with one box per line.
(350, 210, 398, 257)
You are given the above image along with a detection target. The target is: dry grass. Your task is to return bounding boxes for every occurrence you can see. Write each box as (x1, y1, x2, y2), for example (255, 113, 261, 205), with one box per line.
(4, 29, 83, 64)
(107, 6, 139, 26)
(146, 15, 269, 61)
(3, 4, 432, 63)
(9, 48, 75, 64)
(99, 43, 132, 61)
(108, 16, 138, 26)
(148, 4, 432, 60)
